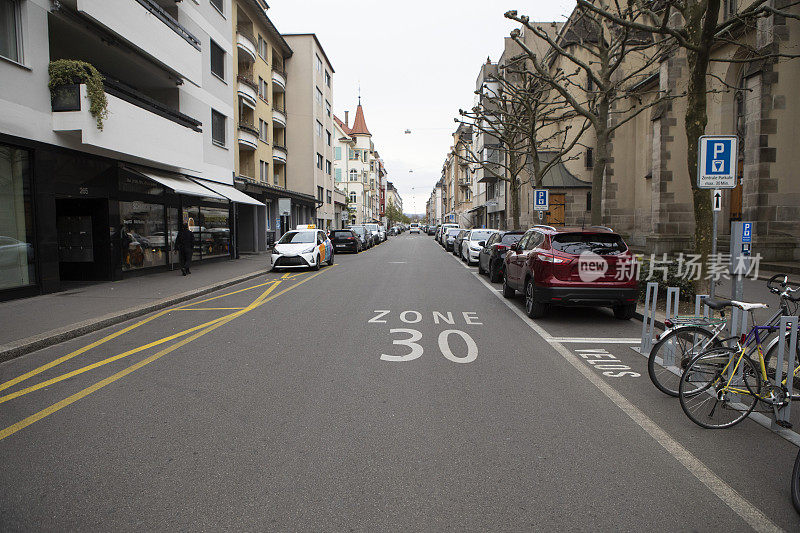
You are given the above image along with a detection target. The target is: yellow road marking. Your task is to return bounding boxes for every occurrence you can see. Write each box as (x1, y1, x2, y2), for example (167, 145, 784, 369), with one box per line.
(0, 279, 280, 393)
(175, 307, 246, 311)
(0, 269, 327, 441)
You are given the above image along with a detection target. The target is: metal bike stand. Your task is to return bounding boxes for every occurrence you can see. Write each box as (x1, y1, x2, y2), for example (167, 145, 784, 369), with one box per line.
(694, 294, 709, 318)
(728, 306, 749, 349)
(662, 287, 681, 366)
(772, 316, 798, 429)
(640, 282, 658, 354)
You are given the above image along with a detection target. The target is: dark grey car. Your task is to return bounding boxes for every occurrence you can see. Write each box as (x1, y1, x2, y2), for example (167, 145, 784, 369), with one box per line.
(452, 229, 470, 257)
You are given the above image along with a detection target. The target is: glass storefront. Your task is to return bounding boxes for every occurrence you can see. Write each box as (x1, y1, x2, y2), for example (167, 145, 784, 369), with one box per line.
(0, 144, 35, 290)
(119, 201, 167, 271)
(184, 203, 230, 261)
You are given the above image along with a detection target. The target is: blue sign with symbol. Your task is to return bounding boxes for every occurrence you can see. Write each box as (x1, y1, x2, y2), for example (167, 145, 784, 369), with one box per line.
(742, 222, 752, 243)
(698, 136, 737, 189)
(533, 189, 549, 211)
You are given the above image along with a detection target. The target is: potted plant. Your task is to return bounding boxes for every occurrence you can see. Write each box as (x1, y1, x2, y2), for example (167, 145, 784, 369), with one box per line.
(48, 59, 109, 130)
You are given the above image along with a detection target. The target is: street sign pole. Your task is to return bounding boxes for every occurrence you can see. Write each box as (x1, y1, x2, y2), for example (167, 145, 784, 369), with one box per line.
(710, 189, 722, 298)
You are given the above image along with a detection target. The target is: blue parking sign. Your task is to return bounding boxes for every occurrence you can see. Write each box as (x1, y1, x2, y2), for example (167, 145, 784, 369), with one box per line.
(698, 136, 737, 188)
(742, 222, 752, 243)
(533, 189, 549, 211)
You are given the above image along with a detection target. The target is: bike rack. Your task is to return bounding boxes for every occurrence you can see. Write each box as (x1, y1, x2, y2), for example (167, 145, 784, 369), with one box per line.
(639, 282, 658, 354)
(728, 306, 750, 349)
(772, 315, 798, 429)
(694, 294, 709, 318)
(660, 287, 681, 365)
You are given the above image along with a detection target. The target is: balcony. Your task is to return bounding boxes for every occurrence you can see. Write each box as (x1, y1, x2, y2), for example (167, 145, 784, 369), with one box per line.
(237, 31, 257, 63)
(272, 106, 286, 128)
(51, 82, 203, 171)
(237, 75, 258, 109)
(459, 178, 472, 188)
(62, 0, 202, 84)
(272, 68, 286, 92)
(237, 122, 259, 150)
(273, 145, 287, 163)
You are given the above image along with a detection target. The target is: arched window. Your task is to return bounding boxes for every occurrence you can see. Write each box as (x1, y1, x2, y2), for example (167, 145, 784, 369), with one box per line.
(349, 169, 358, 181)
(349, 191, 357, 203)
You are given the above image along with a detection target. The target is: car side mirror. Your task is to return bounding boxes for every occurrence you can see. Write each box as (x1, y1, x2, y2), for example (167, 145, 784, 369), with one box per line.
(478, 241, 486, 248)
(510, 243, 519, 252)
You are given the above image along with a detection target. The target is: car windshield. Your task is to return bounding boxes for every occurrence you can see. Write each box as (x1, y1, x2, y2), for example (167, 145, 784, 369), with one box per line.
(501, 234, 524, 245)
(446, 229, 461, 236)
(550, 233, 627, 255)
(277, 231, 316, 244)
(350, 227, 366, 235)
(469, 230, 494, 241)
(331, 231, 352, 238)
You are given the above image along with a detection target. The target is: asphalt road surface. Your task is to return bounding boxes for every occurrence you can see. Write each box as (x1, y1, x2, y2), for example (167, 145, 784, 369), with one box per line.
(0, 233, 797, 531)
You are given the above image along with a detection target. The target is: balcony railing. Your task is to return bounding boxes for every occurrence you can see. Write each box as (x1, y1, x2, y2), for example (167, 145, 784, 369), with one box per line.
(273, 144, 287, 153)
(238, 121, 259, 136)
(237, 74, 257, 91)
(134, 0, 200, 49)
(103, 76, 202, 131)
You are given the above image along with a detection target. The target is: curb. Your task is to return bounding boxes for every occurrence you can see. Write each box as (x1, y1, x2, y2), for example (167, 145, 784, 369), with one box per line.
(0, 269, 270, 364)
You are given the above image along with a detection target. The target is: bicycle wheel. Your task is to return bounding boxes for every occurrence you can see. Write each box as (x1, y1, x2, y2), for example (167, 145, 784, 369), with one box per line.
(792, 448, 800, 514)
(648, 326, 720, 397)
(679, 347, 761, 429)
(764, 333, 800, 389)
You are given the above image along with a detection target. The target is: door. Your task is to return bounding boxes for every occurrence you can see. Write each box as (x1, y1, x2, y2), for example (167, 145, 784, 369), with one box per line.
(546, 193, 566, 225)
(507, 231, 531, 288)
(56, 198, 111, 281)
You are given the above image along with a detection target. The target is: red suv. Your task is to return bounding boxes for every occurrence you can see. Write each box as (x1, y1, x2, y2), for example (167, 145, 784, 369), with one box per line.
(502, 225, 638, 319)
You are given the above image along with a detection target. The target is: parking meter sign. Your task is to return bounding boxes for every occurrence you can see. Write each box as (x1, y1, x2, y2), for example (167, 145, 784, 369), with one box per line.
(698, 136, 737, 189)
(742, 222, 752, 243)
(534, 189, 549, 211)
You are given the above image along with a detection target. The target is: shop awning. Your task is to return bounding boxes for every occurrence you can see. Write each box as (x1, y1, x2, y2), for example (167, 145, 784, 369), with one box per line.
(126, 166, 226, 200)
(192, 178, 265, 206)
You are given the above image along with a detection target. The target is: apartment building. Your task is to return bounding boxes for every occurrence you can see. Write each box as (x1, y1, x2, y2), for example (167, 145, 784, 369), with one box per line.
(386, 181, 402, 214)
(282, 34, 336, 231)
(441, 124, 474, 227)
(0, 0, 271, 300)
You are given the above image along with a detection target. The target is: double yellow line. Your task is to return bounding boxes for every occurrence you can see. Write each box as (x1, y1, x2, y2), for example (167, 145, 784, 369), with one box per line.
(0, 269, 329, 442)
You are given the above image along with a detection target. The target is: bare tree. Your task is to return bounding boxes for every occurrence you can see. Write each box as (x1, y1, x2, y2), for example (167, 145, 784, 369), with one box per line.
(576, 0, 800, 276)
(506, 5, 678, 225)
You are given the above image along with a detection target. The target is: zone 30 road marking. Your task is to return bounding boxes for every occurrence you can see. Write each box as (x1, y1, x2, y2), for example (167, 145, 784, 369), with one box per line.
(0, 268, 331, 442)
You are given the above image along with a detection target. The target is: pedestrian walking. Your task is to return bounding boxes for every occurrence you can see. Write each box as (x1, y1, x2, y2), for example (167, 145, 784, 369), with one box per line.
(174, 223, 194, 275)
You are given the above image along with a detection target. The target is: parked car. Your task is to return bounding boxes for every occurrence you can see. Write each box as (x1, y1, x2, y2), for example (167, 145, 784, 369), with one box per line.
(443, 228, 462, 252)
(349, 225, 372, 249)
(438, 223, 459, 245)
(329, 229, 362, 253)
(428, 225, 438, 236)
(364, 223, 382, 244)
(478, 230, 526, 282)
(410, 223, 420, 234)
(271, 228, 333, 271)
(379, 225, 388, 241)
(452, 229, 470, 257)
(460, 229, 497, 265)
(502, 226, 638, 319)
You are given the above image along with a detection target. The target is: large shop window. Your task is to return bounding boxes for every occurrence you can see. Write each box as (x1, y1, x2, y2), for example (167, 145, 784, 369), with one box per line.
(185, 204, 230, 260)
(119, 201, 167, 271)
(0, 144, 35, 291)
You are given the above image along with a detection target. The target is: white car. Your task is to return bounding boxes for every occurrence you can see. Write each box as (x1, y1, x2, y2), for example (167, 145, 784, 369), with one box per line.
(461, 228, 498, 265)
(271, 227, 333, 271)
(410, 223, 420, 234)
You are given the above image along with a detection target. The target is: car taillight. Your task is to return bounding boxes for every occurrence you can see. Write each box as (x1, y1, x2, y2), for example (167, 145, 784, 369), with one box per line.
(348, 237, 355, 240)
(536, 253, 571, 264)
(496, 245, 508, 251)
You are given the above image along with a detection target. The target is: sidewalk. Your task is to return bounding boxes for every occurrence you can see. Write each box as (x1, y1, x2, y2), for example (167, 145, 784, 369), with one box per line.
(0, 255, 271, 362)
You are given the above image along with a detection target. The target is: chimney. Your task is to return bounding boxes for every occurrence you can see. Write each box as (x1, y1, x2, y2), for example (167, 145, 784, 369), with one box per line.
(345, 111, 349, 127)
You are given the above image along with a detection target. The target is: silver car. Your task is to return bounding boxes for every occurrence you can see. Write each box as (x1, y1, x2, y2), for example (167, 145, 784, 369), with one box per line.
(461, 229, 498, 265)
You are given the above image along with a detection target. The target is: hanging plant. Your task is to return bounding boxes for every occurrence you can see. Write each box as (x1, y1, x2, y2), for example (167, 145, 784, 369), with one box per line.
(48, 59, 109, 130)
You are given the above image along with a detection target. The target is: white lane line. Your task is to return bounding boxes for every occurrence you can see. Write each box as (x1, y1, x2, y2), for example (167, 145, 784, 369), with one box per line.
(387, 261, 407, 264)
(551, 337, 641, 344)
(457, 252, 782, 533)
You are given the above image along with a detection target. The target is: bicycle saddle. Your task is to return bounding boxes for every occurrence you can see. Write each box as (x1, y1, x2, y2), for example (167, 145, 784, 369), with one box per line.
(730, 300, 768, 311)
(701, 297, 733, 310)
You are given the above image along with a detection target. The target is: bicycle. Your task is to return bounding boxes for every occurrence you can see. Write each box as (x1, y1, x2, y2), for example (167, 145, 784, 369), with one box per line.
(677, 288, 800, 429)
(648, 274, 798, 397)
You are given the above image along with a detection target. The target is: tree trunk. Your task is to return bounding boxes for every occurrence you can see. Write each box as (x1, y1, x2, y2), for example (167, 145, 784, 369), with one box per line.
(591, 126, 609, 226)
(507, 152, 521, 229)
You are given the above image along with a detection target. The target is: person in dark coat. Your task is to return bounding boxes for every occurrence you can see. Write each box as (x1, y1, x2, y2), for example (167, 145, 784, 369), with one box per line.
(174, 223, 194, 275)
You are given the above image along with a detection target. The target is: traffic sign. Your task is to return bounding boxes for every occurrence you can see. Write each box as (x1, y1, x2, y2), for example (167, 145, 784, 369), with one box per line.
(742, 222, 752, 243)
(698, 136, 737, 188)
(712, 189, 722, 212)
(533, 189, 549, 211)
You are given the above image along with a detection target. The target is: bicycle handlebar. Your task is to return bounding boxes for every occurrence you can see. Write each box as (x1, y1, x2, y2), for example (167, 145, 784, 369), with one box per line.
(768, 274, 800, 302)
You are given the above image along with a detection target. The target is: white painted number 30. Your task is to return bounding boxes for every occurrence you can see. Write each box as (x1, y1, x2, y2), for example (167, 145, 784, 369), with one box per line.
(381, 328, 478, 363)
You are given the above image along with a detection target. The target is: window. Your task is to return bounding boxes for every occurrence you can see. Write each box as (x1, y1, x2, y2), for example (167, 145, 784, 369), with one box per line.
(316, 153, 323, 170)
(324, 70, 331, 87)
(0, 143, 35, 289)
(316, 54, 322, 73)
(349, 148, 358, 160)
(326, 130, 332, 146)
(586, 191, 592, 211)
(335, 168, 342, 181)
(210, 0, 223, 15)
(349, 169, 358, 181)
(325, 160, 332, 175)
(210, 39, 225, 80)
(274, 170, 279, 186)
(326, 190, 332, 204)
(325, 99, 331, 117)
(258, 77, 265, 100)
(316, 120, 323, 137)
(317, 186, 324, 202)
(259, 160, 269, 182)
(257, 35, 268, 60)
(1, 0, 22, 63)
(211, 109, 226, 146)
(334, 146, 341, 160)
(258, 119, 268, 142)
(362, 151, 369, 163)
(587, 75, 593, 92)
(723, 0, 737, 20)
(315, 87, 323, 106)
(585, 148, 594, 169)
(349, 191, 357, 203)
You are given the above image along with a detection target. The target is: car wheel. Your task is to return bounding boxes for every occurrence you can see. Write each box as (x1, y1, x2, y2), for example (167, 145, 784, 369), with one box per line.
(525, 278, 548, 318)
(489, 261, 502, 283)
(614, 303, 636, 320)
(328, 251, 334, 265)
(312, 254, 320, 271)
(502, 273, 515, 299)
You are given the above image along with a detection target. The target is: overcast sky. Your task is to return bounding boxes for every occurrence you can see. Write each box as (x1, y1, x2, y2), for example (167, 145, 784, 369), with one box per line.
(269, 0, 577, 214)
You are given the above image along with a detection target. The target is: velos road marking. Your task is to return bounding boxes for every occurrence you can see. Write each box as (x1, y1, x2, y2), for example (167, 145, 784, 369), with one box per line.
(448, 244, 782, 533)
(0, 268, 331, 442)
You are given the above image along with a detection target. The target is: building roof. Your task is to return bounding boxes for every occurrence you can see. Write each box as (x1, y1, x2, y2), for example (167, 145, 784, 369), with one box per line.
(527, 152, 591, 188)
(244, 0, 293, 57)
(281, 33, 334, 72)
(349, 104, 371, 136)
